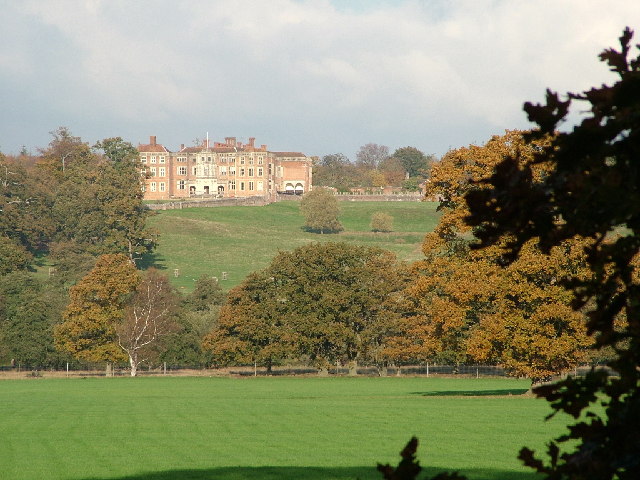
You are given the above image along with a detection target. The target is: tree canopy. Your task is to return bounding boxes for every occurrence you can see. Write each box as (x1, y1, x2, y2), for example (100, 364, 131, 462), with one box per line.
(203, 242, 409, 373)
(384, 131, 591, 380)
(465, 27, 640, 479)
(300, 188, 344, 234)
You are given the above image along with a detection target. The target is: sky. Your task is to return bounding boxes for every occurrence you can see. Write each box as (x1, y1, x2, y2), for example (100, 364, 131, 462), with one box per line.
(1, 0, 639, 160)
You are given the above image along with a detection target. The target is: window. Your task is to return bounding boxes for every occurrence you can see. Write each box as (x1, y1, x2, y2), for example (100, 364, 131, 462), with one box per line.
(249, 181, 254, 191)
(240, 157, 245, 164)
(230, 167, 236, 175)
(258, 156, 263, 164)
(240, 181, 245, 191)
(159, 167, 166, 177)
(240, 168, 245, 176)
(192, 166, 197, 175)
(207, 156, 212, 162)
(230, 157, 235, 163)
(150, 182, 157, 192)
(159, 182, 166, 192)
(177, 157, 186, 162)
(150, 167, 157, 176)
(258, 167, 263, 176)
(230, 180, 236, 190)
(268, 164, 273, 174)
(257, 181, 263, 191)
(177, 180, 185, 190)
(248, 168, 254, 176)
(178, 166, 187, 175)
(140, 156, 147, 163)
(219, 166, 227, 175)
(151, 156, 157, 164)
(249, 158, 254, 165)
(159, 156, 165, 164)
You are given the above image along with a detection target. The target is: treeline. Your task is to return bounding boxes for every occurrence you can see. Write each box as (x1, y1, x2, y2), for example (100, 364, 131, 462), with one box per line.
(204, 131, 606, 383)
(1, 129, 604, 380)
(312, 144, 436, 192)
(0, 128, 219, 371)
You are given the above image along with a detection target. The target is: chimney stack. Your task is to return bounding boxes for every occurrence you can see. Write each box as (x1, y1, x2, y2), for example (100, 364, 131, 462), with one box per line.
(249, 137, 256, 148)
(150, 135, 157, 146)
(224, 137, 237, 147)
(260, 144, 267, 151)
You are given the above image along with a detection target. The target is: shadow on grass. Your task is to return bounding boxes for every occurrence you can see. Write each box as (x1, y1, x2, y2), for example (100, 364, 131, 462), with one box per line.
(75, 465, 539, 480)
(412, 389, 530, 397)
(137, 251, 168, 271)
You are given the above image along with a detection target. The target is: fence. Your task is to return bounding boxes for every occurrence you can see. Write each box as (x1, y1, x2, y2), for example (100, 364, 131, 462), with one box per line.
(0, 363, 617, 379)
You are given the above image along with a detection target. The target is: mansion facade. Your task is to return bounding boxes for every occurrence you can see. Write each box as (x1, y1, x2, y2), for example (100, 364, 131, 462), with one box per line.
(138, 135, 313, 201)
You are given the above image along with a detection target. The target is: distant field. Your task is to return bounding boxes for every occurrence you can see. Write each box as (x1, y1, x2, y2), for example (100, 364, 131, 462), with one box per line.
(147, 200, 441, 291)
(0, 376, 568, 480)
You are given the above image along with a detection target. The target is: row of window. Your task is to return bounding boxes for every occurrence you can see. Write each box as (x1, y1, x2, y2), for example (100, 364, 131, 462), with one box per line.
(142, 154, 265, 165)
(140, 156, 166, 164)
(146, 180, 265, 193)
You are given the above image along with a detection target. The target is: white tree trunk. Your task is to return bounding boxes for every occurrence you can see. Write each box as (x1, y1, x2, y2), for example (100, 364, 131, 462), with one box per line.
(129, 354, 138, 377)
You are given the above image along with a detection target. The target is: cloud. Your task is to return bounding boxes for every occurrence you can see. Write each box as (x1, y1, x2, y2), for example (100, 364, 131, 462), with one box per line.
(1, 0, 639, 157)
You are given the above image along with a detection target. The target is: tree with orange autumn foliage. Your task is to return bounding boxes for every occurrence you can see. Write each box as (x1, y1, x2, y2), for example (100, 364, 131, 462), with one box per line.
(54, 254, 139, 365)
(385, 131, 591, 381)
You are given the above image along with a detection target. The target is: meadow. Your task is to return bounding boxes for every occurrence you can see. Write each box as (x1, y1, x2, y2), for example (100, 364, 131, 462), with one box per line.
(0, 376, 567, 480)
(146, 200, 441, 290)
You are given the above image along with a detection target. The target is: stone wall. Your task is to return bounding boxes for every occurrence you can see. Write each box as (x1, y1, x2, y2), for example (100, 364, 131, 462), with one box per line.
(146, 195, 270, 210)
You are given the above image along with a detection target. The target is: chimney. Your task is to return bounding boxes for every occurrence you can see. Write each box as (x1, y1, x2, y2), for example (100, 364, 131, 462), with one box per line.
(150, 135, 157, 146)
(180, 144, 185, 151)
(225, 137, 236, 147)
(261, 144, 267, 151)
(249, 137, 256, 148)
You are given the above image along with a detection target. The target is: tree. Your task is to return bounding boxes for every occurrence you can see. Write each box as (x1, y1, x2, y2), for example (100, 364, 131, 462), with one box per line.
(465, 28, 640, 479)
(203, 242, 409, 373)
(37, 126, 92, 178)
(1, 154, 55, 253)
(356, 143, 390, 170)
(0, 236, 32, 275)
(0, 272, 68, 369)
(379, 156, 407, 186)
(391, 147, 434, 178)
(184, 274, 225, 312)
(54, 254, 139, 365)
(202, 270, 293, 372)
(312, 153, 360, 191)
(117, 269, 180, 376)
(52, 139, 156, 263)
(385, 131, 591, 381)
(300, 188, 344, 234)
(371, 212, 394, 232)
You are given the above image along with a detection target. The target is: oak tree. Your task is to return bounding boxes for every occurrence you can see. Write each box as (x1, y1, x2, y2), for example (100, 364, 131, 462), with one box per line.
(54, 254, 139, 365)
(466, 28, 640, 479)
(386, 131, 591, 381)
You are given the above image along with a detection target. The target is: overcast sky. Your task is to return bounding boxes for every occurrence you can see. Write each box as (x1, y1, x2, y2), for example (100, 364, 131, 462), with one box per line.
(1, 0, 638, 159)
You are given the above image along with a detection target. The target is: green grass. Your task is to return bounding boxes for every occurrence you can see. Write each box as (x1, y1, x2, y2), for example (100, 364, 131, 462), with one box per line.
(146, 201, 440, 291)
(0, 376, 568, 480)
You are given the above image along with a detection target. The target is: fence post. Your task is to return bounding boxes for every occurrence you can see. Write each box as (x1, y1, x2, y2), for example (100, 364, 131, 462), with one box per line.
(426, 362, 429, 378)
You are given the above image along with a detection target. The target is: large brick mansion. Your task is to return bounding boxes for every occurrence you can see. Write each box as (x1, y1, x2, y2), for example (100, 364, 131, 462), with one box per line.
(138, 135, 313, 201)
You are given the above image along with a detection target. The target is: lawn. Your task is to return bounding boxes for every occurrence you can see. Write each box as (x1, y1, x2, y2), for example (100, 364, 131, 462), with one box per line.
(0, 376, 568, 480)
(145, 200, 440, 291)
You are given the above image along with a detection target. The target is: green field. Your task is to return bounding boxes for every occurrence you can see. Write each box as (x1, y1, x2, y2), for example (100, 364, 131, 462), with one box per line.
(0, 376, 568, 480)
(147, 201, 440, 290)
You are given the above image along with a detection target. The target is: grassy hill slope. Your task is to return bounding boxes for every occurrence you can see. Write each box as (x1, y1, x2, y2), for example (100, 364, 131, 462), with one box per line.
(146, 200, 440, 291)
